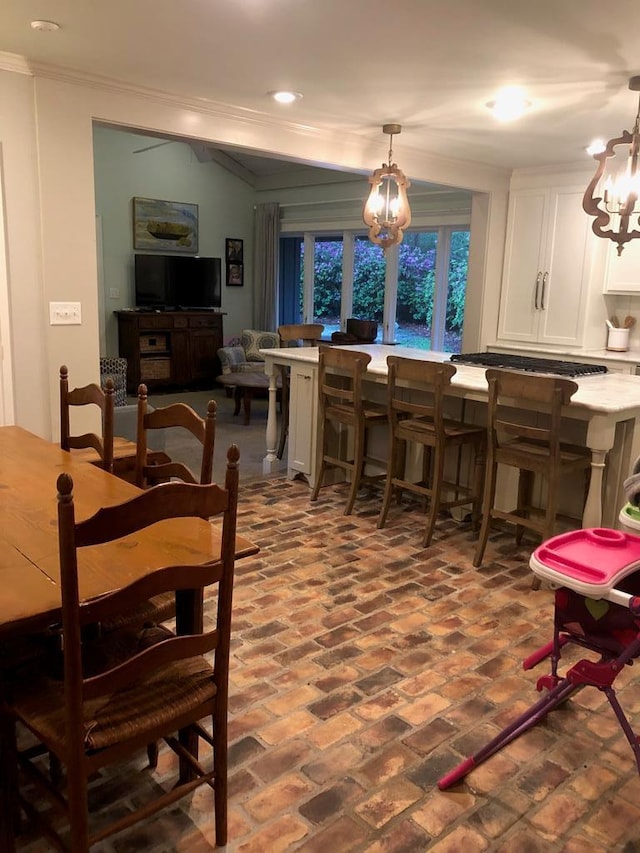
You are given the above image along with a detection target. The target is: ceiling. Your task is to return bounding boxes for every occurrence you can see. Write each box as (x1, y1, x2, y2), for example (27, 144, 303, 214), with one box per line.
(1, 0, 640, 175)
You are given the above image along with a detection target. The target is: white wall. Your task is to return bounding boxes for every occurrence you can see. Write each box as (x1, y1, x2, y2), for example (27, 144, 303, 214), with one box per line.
(0, 63, 512, 440)
(0, 68, 49, 435)
(93, 127, 256, 352)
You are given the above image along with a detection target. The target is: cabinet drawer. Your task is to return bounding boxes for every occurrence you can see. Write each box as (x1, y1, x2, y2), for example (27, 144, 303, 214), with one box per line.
(139, 315, 172, 330)
(189, 315, 219, 328)
(174, 316, 188, 328)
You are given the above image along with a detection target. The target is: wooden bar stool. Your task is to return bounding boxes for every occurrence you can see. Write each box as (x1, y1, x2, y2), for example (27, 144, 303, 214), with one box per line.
(377, 356, 485, 547)
(310, 346, 387, 515)
(473, 368, 592, 568)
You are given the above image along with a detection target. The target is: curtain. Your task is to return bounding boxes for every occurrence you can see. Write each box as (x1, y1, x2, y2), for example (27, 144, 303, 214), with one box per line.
(253, 202, 280, 330)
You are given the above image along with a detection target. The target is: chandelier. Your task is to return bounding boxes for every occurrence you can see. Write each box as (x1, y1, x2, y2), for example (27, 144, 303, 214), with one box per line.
(363, 124, 411, 250)
(583, 76, 640, 255)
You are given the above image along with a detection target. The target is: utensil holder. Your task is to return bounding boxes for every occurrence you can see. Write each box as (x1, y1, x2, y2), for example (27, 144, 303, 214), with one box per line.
(607, 326, 630, 352)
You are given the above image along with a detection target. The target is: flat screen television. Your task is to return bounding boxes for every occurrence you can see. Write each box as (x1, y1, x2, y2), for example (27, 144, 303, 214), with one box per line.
(134, 254, 222, 310)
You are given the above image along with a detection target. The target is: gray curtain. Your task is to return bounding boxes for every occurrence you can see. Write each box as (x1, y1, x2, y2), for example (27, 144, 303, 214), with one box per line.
(253, 202, 280, 330)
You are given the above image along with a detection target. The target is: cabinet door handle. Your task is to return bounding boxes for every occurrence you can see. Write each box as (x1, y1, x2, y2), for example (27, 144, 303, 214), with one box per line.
(541, 272, 549, 309)
(534, 272, 541, 309)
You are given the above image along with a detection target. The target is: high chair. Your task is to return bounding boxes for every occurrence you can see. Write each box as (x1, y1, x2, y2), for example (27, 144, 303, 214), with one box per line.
(440, 527, 640, 790)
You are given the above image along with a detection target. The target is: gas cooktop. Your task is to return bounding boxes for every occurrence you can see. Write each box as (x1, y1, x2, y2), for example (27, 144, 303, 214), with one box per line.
(449, 352, 608, 377)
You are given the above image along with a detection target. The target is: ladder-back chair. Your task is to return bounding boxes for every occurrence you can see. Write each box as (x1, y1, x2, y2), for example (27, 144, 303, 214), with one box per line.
(135, 383, 216, 488)
(4, 447, 240, 851)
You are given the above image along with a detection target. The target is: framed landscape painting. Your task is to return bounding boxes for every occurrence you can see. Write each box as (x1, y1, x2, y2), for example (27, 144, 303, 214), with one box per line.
(133, 197, 198, 252)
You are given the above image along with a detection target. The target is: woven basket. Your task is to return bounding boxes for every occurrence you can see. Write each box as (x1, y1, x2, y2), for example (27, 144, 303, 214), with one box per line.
(140, 334, 169, 353)
(140, 358, 171, 380)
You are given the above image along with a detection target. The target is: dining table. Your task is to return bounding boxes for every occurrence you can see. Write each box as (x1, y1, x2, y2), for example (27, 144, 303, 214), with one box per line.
(0, 425, 259, 852)
(0, 425, 258, 639)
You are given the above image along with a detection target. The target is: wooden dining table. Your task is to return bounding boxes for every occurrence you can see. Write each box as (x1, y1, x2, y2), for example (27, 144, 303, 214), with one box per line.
(0, 425, 258, 640)
(0, 425, 259, 852)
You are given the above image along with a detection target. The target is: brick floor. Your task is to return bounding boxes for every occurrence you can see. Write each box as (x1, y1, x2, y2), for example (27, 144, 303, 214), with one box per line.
(15, 477, 640, 851)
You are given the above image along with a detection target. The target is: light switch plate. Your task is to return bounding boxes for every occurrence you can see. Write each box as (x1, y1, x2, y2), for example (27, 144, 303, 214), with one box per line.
(49, 302, 82, 325)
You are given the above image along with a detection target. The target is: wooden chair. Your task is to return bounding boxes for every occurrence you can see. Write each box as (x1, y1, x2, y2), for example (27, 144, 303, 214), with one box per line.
(377, 357, 486, 547)
(276, 323, 324, 459)
(135, 383, 216, 488)
(100, 385, 217, 632)
(60, 365, 130, 473)
(310, 346, 387, 515)
(3, 447, 240, 851)
(473, 368, 592, 567)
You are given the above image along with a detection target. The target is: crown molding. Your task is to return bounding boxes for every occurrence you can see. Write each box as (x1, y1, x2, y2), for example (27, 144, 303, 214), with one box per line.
(27, 59, 327, 139)
(0, 51, 33, 76)
(2, 54, 510, 191)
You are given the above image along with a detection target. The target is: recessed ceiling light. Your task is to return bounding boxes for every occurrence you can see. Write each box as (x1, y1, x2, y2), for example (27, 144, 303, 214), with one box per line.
(486, 86, 531, 122)
(269, 90, 303, 105)
(30, 19, 61, 32)
(586, 138, 606, 156)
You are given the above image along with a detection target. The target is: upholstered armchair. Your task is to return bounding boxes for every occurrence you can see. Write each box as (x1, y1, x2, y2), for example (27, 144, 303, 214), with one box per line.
(216, 329, 281, 424)
(217, 329, 280, 381)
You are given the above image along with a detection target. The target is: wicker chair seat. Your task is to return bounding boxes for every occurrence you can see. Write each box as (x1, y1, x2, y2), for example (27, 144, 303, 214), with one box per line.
(12, 654, 215, 751)
(100, 591, 176, 633)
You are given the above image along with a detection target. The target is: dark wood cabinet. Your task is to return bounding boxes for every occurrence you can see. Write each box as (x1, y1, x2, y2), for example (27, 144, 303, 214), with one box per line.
(116, 311, 225, 393)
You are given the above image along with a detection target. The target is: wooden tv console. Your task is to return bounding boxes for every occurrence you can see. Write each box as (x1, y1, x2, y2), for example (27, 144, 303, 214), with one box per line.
(116, 310, 225, 394)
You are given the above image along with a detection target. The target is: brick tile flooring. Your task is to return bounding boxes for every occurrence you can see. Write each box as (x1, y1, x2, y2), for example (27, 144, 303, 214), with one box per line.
(16, 477, 640, 851)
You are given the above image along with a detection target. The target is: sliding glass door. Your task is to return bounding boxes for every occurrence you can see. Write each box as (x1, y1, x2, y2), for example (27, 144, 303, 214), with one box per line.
(279, 226, 469, 352)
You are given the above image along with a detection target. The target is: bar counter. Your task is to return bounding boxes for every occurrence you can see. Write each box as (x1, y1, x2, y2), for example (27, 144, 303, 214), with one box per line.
(260, 344, 640, 529)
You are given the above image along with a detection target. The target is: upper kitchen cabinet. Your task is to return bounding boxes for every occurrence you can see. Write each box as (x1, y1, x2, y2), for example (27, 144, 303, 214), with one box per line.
(497, 185, 593, 346)
(603, 238, 640, 293)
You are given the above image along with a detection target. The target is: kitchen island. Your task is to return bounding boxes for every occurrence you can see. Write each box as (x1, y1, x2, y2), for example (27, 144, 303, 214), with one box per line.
(260, 344, 640, 529)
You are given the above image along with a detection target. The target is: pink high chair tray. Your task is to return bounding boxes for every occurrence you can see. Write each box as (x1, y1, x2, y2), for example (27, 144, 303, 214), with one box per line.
(530, 528, 640, 598)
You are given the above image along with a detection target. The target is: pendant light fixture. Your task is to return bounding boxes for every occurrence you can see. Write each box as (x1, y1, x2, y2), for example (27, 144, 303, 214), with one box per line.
(583, 76, 640, 255)
(363, 124, 411, 250)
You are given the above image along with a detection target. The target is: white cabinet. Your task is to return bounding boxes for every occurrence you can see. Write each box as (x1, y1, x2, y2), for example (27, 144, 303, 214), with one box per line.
(287, 362, 318, 482)
(603, 239, 640, 293)
(497, 186, 593, 346)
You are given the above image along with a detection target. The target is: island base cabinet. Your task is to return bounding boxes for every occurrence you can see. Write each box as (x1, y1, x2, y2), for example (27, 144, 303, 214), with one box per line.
(287, 363, 318, 482)
(286, 363, 351, 489)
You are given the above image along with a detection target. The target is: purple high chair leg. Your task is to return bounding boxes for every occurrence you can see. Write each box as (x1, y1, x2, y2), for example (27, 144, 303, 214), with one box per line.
(439, 624, 640, 790)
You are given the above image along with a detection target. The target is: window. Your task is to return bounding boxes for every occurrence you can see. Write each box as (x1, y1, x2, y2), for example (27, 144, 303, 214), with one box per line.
(279, 226, 469, 352)
(311, 236, 343, 335)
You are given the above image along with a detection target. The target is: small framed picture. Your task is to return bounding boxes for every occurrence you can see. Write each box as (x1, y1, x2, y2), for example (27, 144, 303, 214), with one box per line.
(225, 238, 243, 264)
(226, 262, 244, 287)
